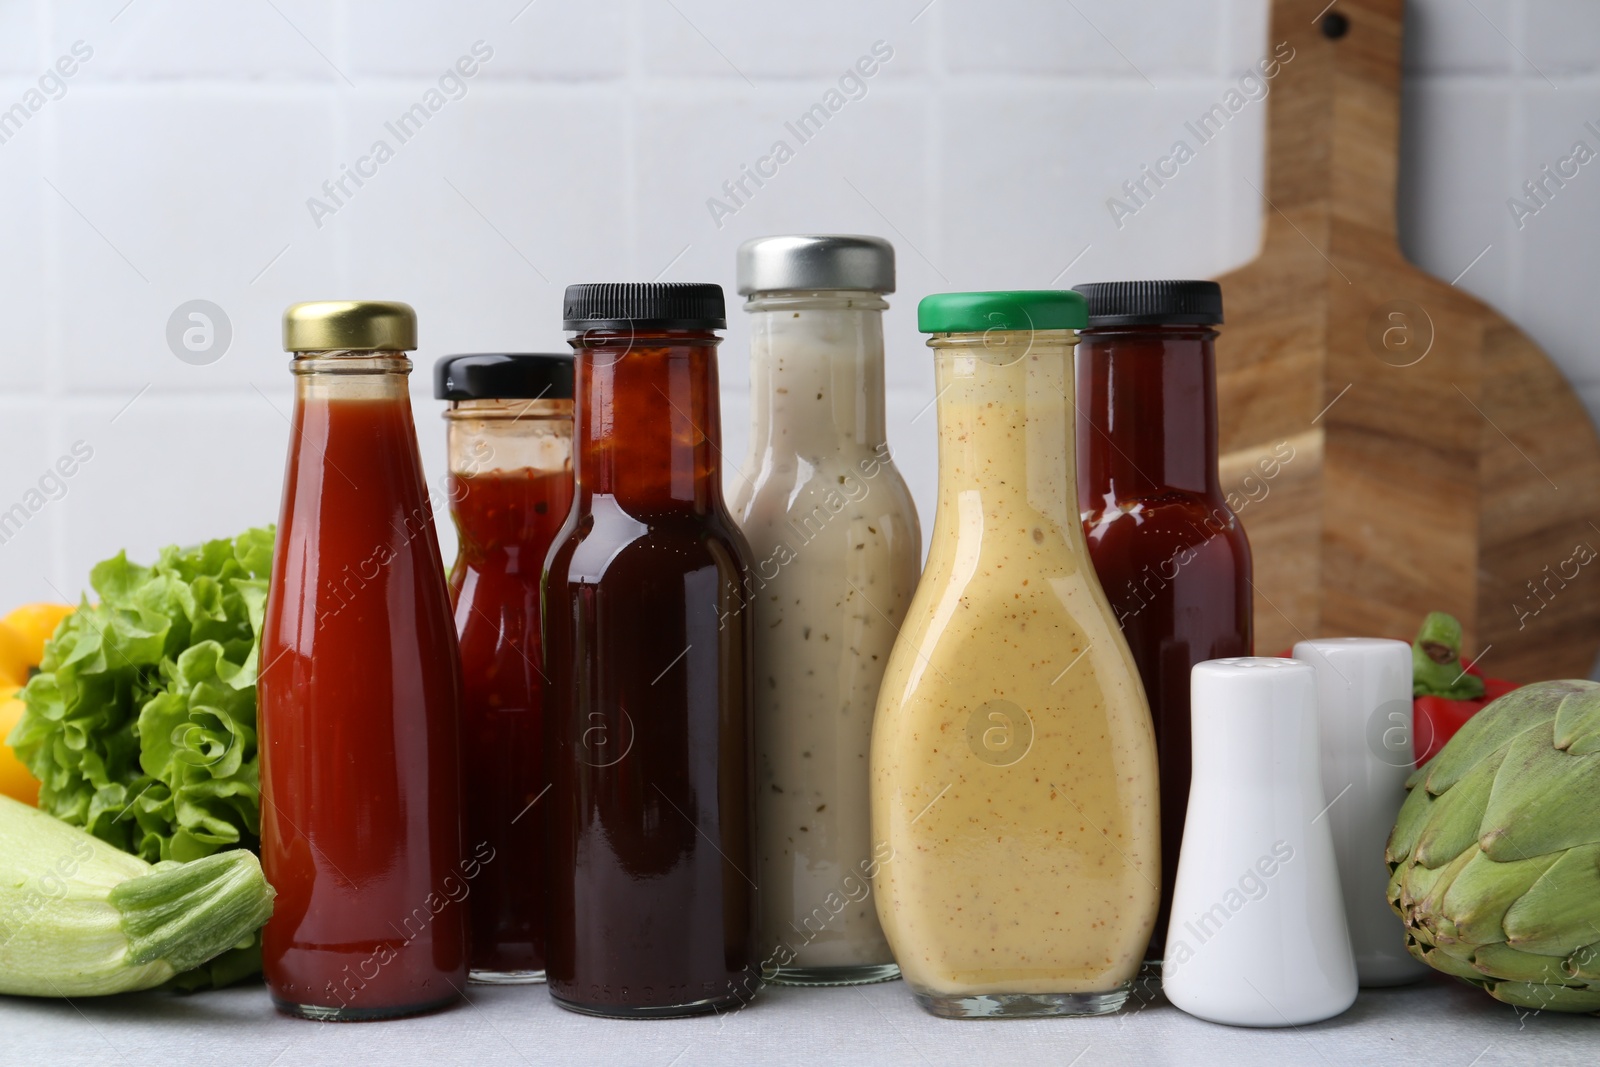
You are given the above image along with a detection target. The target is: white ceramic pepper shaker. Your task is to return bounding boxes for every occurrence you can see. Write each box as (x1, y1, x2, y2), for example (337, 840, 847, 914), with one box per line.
(1163, 657, 1358, 1027)
(1293, 637, 1430, 987)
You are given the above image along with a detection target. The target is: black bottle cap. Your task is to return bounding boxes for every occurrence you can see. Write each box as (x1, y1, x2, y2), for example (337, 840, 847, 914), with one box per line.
(434, 353, 574, 401)
(1072, 280, 1224, 327)
(561, 282, 727, 331)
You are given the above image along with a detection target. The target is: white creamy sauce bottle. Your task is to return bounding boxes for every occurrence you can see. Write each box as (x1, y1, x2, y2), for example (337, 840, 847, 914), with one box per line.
(731, 235, 921, 986)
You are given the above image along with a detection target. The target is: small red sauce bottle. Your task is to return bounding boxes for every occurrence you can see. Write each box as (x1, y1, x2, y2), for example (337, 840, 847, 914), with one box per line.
(1072, 281, 1254, 966)
(543, 283, 760, 1018)
(436, 353, 575, 984)
(259, 301, 468, 1020)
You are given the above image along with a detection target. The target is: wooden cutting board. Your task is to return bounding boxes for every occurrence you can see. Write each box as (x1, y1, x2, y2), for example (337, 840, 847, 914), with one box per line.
(1214, 0, 1600, 681)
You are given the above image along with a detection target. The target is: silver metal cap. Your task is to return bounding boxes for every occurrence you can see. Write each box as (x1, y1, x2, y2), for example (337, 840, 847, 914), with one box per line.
(736, 234, 895, 296)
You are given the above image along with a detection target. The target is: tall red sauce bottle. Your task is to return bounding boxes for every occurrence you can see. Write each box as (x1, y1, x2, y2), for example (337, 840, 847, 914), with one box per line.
(1072, 281, 1254, 965)
(436, 353, 575, 983)
(543, 283, 759, 1017)
(259, 301, 469, 1019)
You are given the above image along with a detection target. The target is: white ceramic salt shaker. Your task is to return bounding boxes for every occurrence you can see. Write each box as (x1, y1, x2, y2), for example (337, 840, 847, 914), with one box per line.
(1163, 657, 1358, 1027)
(1293, 637, 1430, 987)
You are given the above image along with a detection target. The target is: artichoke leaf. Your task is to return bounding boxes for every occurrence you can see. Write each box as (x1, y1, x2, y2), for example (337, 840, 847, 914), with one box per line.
(1485, 979, 1600, 1013)
(1480, 726, 1600, 861)
(1387, 860, 1408, 914)
(1415, 751, 1502, 869)
(1397, 846, 1458, 914)
(1504, 842, 1600, 957)
(1414, 845, 1479, 943)
(1565, 939, 1600, 981)
(1554, 686, 1600, 755)
(1421, 943, 1491, 980)
(1387, 777, 1438, 865)
(1440, 849, 1560, 947)
(1470, 942, 1573, 985)
(1420, 682, 1582, 794)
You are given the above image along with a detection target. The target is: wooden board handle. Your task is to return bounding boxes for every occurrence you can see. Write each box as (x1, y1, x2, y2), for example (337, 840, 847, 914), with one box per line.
(1260, 0, 1403, 246)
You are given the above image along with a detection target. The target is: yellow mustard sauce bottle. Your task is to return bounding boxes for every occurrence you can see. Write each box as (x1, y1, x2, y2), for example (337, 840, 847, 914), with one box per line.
(870, 290, 1160, 1018)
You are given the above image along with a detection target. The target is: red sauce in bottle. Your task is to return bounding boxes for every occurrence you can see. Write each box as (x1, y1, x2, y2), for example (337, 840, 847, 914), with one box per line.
(543, 287, 758, 1018)
(449, 465, 573, 977)
(260, 326, 468, 1021)
(1074, 289, 1253, 959)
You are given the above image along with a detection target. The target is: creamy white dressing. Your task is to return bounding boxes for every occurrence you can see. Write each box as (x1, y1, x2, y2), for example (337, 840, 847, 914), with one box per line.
(733, 293, 921, 978)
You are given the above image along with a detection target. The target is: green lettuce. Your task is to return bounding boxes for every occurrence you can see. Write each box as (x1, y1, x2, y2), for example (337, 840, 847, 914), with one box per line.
(6, 527, 274, 988)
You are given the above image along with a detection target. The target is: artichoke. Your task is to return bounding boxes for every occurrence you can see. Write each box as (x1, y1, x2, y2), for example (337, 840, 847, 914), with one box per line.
(1386, 679, 1600, 1012)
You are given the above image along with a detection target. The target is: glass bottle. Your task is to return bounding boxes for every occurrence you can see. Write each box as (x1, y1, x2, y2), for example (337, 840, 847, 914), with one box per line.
(542, 282, 759, 1018)
(259, 301, 468, 1021)
(731, 235, 920, 987)
(437, 353, 575, 984)
(871, 290, 1160, 1019)
(1072, 281, 1253, 964)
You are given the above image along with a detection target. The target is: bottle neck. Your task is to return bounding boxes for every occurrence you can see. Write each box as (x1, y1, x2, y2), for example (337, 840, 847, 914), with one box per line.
(1074, 326, 1222, 504)
(444, 398, 574, 477)
(570, 329, 726, 516)
(291, 349, 412, 402)
(745, 292, 889, 455)
(929, 329, 1081, 534)
(444, 398, 576, 572)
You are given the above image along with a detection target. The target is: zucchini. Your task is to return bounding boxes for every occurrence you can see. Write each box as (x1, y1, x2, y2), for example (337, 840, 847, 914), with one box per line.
(0, 794, 274, 997)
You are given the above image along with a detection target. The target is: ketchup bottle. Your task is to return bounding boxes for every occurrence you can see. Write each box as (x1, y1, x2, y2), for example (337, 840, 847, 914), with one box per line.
(1073, 281, 1254, 968)
(259, 301, 468, 1020)
(437, 353, 575, 983)
(543, 283, 760, 1018)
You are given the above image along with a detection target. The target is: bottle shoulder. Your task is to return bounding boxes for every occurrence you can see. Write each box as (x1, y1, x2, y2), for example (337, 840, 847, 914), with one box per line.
(739, 447, 917, 526)
(547, 497, 751, 587)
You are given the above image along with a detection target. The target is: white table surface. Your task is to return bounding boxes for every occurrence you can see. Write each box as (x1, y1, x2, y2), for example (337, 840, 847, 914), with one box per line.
(1, 972, 1594, 1066)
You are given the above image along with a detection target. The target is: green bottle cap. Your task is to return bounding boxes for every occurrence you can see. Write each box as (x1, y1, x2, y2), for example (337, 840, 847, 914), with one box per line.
(916, 290, 1087, 334)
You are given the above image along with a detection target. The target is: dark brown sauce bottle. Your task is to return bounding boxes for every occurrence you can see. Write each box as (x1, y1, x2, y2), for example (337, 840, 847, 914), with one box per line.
(1073, 281, 1254, 962)
(542, 283, 759, 1017)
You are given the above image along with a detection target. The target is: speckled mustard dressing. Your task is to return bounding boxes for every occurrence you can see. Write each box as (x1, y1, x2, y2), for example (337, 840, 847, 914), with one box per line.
(870, 330, 1160, 997)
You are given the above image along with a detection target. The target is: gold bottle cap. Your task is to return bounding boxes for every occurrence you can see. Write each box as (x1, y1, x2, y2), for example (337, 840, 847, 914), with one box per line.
(283, 300, 417, 352)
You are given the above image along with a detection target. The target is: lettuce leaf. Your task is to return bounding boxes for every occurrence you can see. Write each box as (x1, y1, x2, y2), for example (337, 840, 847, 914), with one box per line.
(6, 528, 274, 987)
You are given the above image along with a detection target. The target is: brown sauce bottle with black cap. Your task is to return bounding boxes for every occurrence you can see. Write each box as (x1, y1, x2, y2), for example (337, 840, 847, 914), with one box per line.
(542, 282, 760, 1018)
(1073, 280, 1255, 967)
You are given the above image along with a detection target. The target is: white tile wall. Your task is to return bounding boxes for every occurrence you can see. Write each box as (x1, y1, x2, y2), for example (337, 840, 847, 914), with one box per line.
(943, 0, 1225, 78)
(0, 7, 40, 75)
(640, 0, 930, 79)
(1397, 78, 1515, 303)
(1402, 0, 1513, 74)
(52, 0, 339, 83)
(0, 106, 47, 394)
(345, 0, 630, 82)
(0, 403, 58, 598)
(1, 0, 1597, 614)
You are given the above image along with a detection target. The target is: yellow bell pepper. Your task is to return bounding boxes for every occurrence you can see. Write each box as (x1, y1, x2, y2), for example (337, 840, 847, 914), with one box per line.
(3, 603, 76, 670)
(0, 623, 29, 690)
(0, 687, 38, 805)
(0, 603, 72, 804)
